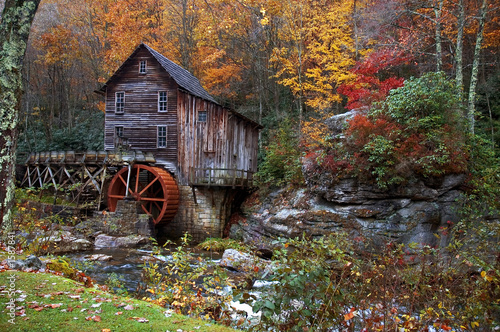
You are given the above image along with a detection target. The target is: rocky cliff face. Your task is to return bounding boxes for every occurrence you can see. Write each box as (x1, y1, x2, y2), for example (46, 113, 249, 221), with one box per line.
(230, 111, 466, 249)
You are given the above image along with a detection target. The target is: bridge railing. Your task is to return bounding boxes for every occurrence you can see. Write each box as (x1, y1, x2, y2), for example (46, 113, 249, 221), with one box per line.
(188, 167, 254, 188)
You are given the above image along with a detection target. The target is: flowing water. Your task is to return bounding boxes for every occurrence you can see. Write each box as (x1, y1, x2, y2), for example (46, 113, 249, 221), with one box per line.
(60, 247, 269, 328)
(62, 247, 225, 293)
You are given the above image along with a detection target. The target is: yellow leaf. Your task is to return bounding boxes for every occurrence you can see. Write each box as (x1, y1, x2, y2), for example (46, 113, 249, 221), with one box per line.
(471, 322, 479, 328)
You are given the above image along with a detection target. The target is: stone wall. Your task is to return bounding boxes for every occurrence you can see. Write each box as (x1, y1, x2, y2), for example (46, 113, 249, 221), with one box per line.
(158, 185, 238, 242)
(100, 199, 154, 237)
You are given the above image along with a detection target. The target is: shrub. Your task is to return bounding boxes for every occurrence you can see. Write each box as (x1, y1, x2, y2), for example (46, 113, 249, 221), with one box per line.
(256, 119, 304, 187)
(313, 72, 469, 189)
(241, 230, 499, 331)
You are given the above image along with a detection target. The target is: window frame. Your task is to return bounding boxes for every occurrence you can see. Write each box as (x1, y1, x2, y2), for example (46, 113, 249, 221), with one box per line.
(115, 91, 125, 114)
(139, 60, 147, 74)
(157, 125, 167, 148)
(115, 126, 124, 138)
(158, 91, 168, 112)
(198, 110, 207, 123)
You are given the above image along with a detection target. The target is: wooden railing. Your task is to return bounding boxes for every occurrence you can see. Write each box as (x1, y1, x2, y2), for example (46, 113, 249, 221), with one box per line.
(189, 167, 254, 188)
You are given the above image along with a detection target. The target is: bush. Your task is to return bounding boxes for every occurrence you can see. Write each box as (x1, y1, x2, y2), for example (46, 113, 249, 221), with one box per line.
(256, 119, 304, 187)
(312, 72, 469, 189)
(240, 231, 499, 331)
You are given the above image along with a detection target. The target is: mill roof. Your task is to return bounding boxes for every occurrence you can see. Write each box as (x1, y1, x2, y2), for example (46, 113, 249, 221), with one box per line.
(99, 43, 217, 104)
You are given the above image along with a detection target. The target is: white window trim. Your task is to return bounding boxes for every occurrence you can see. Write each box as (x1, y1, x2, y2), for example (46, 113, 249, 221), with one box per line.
(139, 60, 147, 74)
(115, 91, 125, 114)
(158, 91, 168, 112)
(157, 125, 167, 148)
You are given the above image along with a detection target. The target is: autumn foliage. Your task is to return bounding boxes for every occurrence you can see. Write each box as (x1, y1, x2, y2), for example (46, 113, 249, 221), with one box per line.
(337, 48, 411, 110)
(307, 72, 469, 189)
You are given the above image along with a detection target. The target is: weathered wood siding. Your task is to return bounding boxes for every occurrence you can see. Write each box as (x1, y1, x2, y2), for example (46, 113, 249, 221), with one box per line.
(177, 91, 260, 185)
(104, 48, 178, 166)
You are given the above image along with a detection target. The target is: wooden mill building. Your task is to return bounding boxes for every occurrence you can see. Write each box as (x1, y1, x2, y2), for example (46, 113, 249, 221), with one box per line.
(97, 43, 261, 241)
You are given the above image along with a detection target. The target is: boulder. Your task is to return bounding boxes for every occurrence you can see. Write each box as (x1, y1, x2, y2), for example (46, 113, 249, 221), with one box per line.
(219, 249, 270, 274)
(94, 234, 149, 249)
(36, 231, 92, 254)
(24, 255, 44, 270)
(84, 254, 113, 261)
(5, 259, 25, 270)
(5, 255, 44, 271)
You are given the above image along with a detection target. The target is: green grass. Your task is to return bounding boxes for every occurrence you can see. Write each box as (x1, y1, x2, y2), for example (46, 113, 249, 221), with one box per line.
(0, 271, 236, 332)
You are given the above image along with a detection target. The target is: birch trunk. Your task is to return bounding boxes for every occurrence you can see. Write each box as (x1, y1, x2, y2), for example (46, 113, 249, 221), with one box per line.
(434, 0, 444, 72)
(467, 0, 488, 134)
(455, 0, 465, 96)
(0, 0, 41, 231)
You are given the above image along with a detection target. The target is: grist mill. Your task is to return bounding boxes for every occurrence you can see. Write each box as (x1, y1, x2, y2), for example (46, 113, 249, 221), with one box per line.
(21, 43, 261, 242)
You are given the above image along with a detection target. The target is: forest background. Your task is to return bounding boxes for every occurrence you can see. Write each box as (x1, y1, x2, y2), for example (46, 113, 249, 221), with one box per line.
(3, 0, 500, 178)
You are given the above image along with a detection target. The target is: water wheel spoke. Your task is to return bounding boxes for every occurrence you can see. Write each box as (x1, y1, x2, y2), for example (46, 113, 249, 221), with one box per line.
(140, 197, 167, 202)
(118, 174, 127, 187)
(153, 187, 163, 197)
(140, 203, 151, 215)
(151, 201, 163, 211)
(139, 176, 159, 196)
(108, 194, 126, 199)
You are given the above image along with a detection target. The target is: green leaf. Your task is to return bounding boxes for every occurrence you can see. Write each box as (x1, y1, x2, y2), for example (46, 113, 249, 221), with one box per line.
(264, 300, 276, 310)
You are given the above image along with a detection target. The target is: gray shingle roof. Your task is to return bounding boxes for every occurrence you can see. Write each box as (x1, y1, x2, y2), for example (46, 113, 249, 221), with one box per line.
(142, 44, 218, 104)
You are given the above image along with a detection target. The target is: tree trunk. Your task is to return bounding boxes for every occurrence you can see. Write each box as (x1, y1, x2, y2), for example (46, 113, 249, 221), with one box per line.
(434, 0, 443, 72)
(455, 0, 465, 97)
(467, 0, 488, 134)
(0, 0, 41, 231)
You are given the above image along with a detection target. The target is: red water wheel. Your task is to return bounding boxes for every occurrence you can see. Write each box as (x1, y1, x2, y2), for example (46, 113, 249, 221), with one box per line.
(107, 164, 179, 224)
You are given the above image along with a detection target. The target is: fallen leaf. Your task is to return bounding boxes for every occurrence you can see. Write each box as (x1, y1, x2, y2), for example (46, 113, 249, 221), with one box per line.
(93, 315, 102, 322)
(124, 305, 134, 310)
(102, 329, 111, 332)
(115, 312, 123, 315)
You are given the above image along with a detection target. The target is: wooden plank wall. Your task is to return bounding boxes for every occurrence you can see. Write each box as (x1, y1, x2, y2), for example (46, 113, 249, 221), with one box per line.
(177, 91, 259, 185)
(104, 48, 178, 166)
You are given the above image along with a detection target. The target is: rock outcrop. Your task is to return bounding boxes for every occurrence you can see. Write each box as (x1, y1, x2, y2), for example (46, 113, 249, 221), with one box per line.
(230, 110, 466, 250)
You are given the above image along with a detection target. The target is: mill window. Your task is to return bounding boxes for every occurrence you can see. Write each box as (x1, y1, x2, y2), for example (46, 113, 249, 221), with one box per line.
(158, 91, 168, 112)
(198, 110, 207, 123)
(157, 126, 167, 148)
(115, 92, 125, 113)
(139, 60, 147, 74)
(115, 126, 123, 138)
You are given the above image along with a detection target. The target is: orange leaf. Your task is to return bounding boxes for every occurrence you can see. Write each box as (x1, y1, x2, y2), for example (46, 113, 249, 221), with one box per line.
(344, 311, 355, 321)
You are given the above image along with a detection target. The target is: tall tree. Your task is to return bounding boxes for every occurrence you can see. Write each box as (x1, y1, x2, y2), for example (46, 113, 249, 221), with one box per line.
(467, 0, 489, 133)
(0, 0, 41, 230)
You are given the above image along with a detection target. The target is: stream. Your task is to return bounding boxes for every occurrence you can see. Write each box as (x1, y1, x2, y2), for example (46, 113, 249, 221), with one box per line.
(62, 247, 225, 293)
(59, 247, 265, 326)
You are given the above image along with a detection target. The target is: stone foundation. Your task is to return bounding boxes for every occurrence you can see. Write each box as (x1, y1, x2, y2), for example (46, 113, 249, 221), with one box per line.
(101, 199, 154, 237)
(159, 186, 238, 243)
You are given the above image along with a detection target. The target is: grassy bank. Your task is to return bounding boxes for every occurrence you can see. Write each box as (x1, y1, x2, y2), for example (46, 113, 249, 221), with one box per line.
(0, 270, 235, 332)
